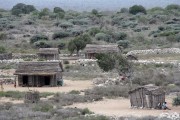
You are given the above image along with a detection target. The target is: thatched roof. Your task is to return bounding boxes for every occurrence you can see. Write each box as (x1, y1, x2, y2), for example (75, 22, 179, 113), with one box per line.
(129, 85, 165, 95)
(37, 48, 59, 55)
(14, 61, 63, 75)
(84, 44, 120, 53)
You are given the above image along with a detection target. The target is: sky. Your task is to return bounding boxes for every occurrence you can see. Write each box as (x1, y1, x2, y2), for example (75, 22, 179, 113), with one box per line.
(0, 0, 179, 11)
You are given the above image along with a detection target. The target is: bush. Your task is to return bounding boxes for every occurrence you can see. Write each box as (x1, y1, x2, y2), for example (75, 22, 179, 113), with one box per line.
(173, 96, 180, 106)
(63, 60, 70, 64)
(113, 32, 127, 40)
(52, 31, 70, 39)
(81, 108, 92, 115)
(33, 103, 53, 112)
(30, 34, 48, 44)
(11, 3, 36, 16)
(117, 40, 129, 48)
(120, 8, 129, 13)
(0, 32, 7, 40)
(0, 46, 6, 53)
(85, 85, 129, 98)
(60, 22, 73, 29)
(95, 33, 111, 42)
(34, 41, 51, 48)
(0, 91, 25, 99)
(129, 5, 146, 15)
(69, 90, 80, 94)
(89, 27, 101, 36)
(166, 4, 180, 11)
(58, 42, 66, 50)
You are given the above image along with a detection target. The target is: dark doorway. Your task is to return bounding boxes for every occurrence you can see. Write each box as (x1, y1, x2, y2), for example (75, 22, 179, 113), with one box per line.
(44, 76, 50, 85)
(23, 75, 28, 85)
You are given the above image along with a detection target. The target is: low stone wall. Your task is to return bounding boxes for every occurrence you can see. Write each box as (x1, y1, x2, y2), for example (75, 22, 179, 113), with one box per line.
(13, 53, 37, 59)
(127, 48, 180, 56)
(0, 53, 12, 60)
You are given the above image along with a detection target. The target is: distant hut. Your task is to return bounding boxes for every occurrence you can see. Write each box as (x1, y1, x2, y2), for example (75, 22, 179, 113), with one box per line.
(0, 53, 12, 60)
(129, 85, 165, 109)
(14, 61, 63, 87)
(84, 44, 120, 59)
(37, 48, 59, 60)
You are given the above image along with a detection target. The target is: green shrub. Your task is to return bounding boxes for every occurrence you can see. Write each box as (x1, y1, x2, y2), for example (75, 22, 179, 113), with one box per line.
(57, 42, 66, 50)
(63, 60, 70, 64)
(166, 4, 180, 11)
(85, 85, 129, 98)
(81, 108, 93, 115)
(11, 3, 36, 16)
(30, 34, 48, 44)
(113, 32, 127, 40)
(0, 46, 6, 53)
(60, 22, 73, 29)
(129, 5, 146, 15)
(33, 103, 53, 112)
(117, 40, 129, 48)
(0, 91, 25, 99)
(120, 8, 129, 13)
(69, 90, 80, 94)
(173, 96, 180, 106)
(89, 27, 101, 36)
(0, 32, 7, 40)
(34, 41, 51, 48)
(95, 33, 111, 42)
(52, 31, 70, 39)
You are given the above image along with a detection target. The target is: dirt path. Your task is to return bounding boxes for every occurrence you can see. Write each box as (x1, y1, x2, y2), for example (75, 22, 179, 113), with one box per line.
(3, 80, 93, 93)
(67, 97, 180, 117)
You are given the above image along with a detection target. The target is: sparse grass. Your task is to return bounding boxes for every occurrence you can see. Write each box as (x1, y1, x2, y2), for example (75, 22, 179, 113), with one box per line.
(0, 91, 55, 99)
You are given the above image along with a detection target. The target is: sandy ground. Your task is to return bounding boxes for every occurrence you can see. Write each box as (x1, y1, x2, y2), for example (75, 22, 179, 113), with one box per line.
(67, 97, 180, 117)
(2, 80, 93, 93)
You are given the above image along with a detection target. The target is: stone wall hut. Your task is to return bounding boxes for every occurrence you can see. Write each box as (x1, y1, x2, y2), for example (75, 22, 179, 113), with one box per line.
(84, 44, 120, 59)
(37, 48, 59, 60)
(14, 61, 63, 87)
(129, 85, 165, 109)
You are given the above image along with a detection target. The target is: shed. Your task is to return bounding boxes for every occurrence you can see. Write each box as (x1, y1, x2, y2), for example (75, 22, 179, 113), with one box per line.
(84, 44, 120, 59)
(129, 85, 165, 109)
(37, 48, 59, 60)
(14, 61, 63, 87)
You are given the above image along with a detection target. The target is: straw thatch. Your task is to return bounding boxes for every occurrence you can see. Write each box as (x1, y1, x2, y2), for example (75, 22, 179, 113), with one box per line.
(84, 44, 120, 59)
(14, 61, 62, 75)
(37, 48, 59, 60)
(14, 61, 63, 87)
(129, 85, 165, 109)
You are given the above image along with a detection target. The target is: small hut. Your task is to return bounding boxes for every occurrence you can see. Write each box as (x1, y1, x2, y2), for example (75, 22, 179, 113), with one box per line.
(129, 85, 165, 109)
(14, 61, 63, 87)
(84, 44, 120, 59)
(37, 48, 59, 60)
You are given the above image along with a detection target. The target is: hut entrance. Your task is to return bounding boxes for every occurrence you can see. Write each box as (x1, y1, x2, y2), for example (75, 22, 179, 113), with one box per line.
(23, 76, 28, 85)
(44, 76, 50, 85)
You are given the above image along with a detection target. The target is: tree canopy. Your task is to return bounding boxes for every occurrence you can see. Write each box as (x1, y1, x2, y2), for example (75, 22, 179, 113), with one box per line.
(129, 5, 146, 15)
(95, 53, 132, 76)
(11, 3, 36, 16)
(68, 34, 92, 55)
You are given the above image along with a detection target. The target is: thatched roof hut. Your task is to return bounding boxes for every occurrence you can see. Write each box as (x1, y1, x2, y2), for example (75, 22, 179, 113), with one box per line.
(37, 48, 60, 60)
(84, 44, 120, 59)
(129, 85, 165, 109)
(14, 61, 63, 87)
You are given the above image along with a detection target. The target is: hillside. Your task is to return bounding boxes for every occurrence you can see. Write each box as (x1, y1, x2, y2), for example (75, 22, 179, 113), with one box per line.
(0, 0, 179, 11)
